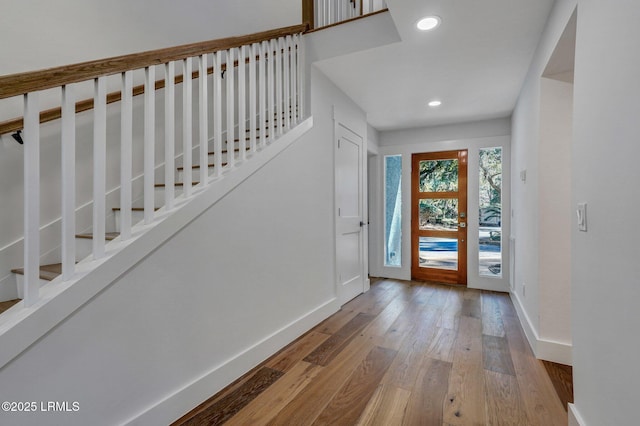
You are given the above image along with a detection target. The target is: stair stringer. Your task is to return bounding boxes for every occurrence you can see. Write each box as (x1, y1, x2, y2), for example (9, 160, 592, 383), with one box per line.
(0, 117, 313, 370)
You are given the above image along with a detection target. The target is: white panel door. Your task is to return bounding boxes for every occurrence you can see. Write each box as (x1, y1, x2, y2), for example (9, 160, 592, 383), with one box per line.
(335, 123, 364, 305)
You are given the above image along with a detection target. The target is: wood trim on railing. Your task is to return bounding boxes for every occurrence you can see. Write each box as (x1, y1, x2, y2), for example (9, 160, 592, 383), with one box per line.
(0, 23, 307, 101)
(0, 60, 248, 135)
(302, 0, 315, 31)
(305, 8, 389, 33)
(0, 25, 307, 135)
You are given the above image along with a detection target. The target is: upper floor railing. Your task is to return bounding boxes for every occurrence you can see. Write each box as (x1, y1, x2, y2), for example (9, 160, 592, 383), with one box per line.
(303, 0, 387, 30)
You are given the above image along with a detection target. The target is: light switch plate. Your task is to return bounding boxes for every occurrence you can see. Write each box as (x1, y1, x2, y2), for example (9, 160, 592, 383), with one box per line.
(577, 203, 587, 232)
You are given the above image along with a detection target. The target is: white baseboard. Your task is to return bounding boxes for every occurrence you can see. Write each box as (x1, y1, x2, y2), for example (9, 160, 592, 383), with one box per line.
(568, 403, 587, 426)
(510, 291, 573, 365)
(468, 279, 510, 293)
(122, 297, 340, 425)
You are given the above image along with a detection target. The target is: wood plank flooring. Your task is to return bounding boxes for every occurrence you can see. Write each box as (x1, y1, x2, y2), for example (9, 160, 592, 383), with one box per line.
(173, 279, 568, 426)
(542, 361, 574, 410)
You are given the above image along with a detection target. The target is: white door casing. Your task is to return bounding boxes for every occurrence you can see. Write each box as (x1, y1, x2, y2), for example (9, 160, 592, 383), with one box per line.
(335, 121, 365, 305)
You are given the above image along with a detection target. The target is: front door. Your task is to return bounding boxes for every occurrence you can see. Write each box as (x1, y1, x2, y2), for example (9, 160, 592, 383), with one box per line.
(411, 150, 468, 285)
(335, 123, 365, 305)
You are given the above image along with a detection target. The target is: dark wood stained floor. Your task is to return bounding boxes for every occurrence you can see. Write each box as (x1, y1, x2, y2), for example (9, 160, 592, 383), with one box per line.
(173, 278, 569, 425)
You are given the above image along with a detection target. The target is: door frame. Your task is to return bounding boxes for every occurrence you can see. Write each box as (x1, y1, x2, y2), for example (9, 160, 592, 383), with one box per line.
(411, 150, 468, 285)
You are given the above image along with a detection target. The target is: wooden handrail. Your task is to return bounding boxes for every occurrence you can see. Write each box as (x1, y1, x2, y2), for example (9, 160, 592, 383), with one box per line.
(0, 23, 307, 101)
(0, 59, 255, 135)
(0, 24, 307, 135)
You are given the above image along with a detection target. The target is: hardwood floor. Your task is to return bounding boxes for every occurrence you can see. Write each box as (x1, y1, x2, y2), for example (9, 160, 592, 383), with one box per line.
(542, 361, 574, 410)
(173, 279, 568, 425)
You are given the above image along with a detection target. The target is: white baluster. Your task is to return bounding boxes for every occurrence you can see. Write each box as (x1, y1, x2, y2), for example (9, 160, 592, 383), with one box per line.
(120, 71, 133, 241)
(238, 45, 247, 162)
(183, 57, 193, 197)
(259, 41, 267, 148)
(213, 51, 223, 177)
(165, 61, 175, 210)
(226, 48, 235, 168)
(298, 33, 306, 120)
(249, 43, 258, 153)
(23, 92, 40, 306)
(331, 0, 336, 24)
(324, 0, 329, 26)
(199, 54, 209, 186)
(284, 35, 292, 132)
(61, 85, 75, 280)
(291, 34, 299, 125)
(144, 65, 156, 225)
(268, 39, 276, 142)
(275, 38, 283, 138)
(93, 76, 107, 259)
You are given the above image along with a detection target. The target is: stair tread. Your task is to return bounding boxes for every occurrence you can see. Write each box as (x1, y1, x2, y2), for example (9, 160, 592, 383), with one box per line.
(0, 299, 21, 315)
(177, 162, 228, 171)
(76, 232, 119, 241)
(112, 207, 159, 212)
(155, 182, 199, 188)
(207, 147, 252, 155)
(11, 263, 62, 281)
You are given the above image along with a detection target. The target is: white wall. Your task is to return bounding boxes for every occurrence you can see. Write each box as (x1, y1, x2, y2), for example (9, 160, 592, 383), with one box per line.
(571, 0, 640, 424)
(371, 117, 511, 292)
(539, 77, 572, 346)
(510, 0, 576, 366)
(0, 0, 300, 76)
(0, 0, 301, 126)
(0, 67, 364, 426)
(514, 0, 640, 423)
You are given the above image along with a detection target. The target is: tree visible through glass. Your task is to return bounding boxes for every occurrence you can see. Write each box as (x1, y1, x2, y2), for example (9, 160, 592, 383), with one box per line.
(419, 159, 458, 192)
(479, 147, 502, 277)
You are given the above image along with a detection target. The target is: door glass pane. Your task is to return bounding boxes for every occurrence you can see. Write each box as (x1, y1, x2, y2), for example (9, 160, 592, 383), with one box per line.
(419, 237, 458, 270)
(419, 159, 458, 192)
(384, 155, 402, 267)
(479, 147, 502, 277)
(419, 199, 458, 230)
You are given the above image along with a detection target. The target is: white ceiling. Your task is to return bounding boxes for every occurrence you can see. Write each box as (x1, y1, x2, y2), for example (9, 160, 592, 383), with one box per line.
(314, 0, 556, 131)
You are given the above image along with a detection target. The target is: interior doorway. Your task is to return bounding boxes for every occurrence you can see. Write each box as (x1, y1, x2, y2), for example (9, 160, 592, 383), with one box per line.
(335, 122, 366, 305)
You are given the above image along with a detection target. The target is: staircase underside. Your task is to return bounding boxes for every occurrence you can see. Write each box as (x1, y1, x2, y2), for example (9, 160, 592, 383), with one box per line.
(0, 117, 313, 371)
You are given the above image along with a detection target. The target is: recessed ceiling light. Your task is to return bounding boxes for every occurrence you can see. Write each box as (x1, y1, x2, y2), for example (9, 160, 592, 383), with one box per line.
(417, 16, 441, 31)
(428, 100, 442, 107)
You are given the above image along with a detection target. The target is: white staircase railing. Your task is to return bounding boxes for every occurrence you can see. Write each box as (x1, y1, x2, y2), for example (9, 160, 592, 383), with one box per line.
(0, 24, 307, 311)
(306, 0, 387, 29)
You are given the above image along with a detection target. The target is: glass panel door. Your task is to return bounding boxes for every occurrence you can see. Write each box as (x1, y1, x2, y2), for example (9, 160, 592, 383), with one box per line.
(479, 147, 502, 277)
(411, 150, 468, 284)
